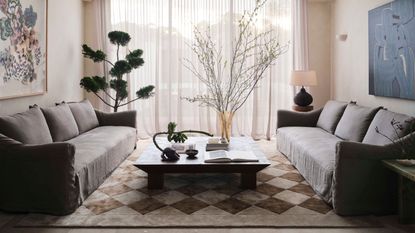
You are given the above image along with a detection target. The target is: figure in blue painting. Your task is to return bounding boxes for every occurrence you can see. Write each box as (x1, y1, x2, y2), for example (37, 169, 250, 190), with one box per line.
(372, 0, 415, 99)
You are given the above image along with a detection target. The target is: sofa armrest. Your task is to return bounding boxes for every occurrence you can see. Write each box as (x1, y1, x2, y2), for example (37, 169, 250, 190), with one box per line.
(332, 139, 406, 216)
(0, 134, 79, 215)
(95, 110, 137, 128)
(277, 108, 323, 129)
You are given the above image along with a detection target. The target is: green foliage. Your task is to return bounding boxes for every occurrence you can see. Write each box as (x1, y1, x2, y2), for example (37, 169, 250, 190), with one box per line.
(136, 85, 155, 99)
(167, 122, 177, 136)
(82, 44, 106, 62)
(80, 30, 155, 112)
(110, 79, 128, 100)
(128, 49, 143, 57)
(80, 76, 108, 93)
(108, 31, 131, 46)
(171, 133, 188, 143)
(126, 49, 145, 68)
(109, 60, 132, 77)
(167, 122, 188, 143)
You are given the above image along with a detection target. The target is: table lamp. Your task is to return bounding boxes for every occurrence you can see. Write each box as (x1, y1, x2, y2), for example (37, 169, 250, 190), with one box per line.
(290, 70, 317, 107)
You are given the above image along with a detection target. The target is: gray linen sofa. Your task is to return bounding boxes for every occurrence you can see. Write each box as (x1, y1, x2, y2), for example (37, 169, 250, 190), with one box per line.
(277, 101, 415, 216)
(0, 100, 137, 215)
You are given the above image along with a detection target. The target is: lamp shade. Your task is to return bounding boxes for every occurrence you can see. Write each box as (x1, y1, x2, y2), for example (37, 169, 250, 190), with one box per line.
(290, 70, 318, 87)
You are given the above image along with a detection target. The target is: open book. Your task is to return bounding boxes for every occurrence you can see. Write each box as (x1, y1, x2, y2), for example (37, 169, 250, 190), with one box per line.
(204, 150, 259, 163)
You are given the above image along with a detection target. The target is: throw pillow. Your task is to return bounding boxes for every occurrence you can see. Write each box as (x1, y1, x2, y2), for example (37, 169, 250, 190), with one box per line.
(0, 106, 53, 144)
(316, 100, 348, 134)
(334, 104, 382, 142)
(41, 104, 80, 142)
(68, 99, 99, 134)
(363, 109, 415, 146)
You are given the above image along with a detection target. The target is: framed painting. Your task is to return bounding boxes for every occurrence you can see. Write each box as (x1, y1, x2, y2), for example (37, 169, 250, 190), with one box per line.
(0, 0, 47, 100)
(369, 0, 415, 100)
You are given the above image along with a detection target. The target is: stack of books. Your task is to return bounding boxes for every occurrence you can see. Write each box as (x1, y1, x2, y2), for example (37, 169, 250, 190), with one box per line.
(206, 143, 229, 151)
(206, 138, 229, 151)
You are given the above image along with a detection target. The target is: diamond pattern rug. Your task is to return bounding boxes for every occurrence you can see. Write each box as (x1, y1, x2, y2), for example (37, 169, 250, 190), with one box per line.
(15, 139, 380, 227)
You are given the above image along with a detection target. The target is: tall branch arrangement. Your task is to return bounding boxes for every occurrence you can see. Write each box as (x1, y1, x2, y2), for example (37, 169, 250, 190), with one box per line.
(80, 31, 155, 112)
(183, 0, 288, 114)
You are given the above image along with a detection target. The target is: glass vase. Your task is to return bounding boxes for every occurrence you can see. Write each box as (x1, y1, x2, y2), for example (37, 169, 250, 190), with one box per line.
(219, 111, 233, 142)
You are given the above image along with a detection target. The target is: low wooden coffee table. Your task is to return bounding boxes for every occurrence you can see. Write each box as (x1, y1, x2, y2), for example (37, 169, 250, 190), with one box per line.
(134, 137, 270, 189)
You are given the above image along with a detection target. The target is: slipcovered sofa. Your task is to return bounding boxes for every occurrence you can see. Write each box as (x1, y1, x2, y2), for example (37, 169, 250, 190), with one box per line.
(277, 101, 415, 216)
(0, 100, 137, 215)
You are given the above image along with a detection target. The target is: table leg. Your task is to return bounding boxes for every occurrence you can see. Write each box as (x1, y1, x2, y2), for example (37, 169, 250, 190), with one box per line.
(241, 172, 257, 189)
(399, 175, 415, 224)
(148, 173, 164, 189)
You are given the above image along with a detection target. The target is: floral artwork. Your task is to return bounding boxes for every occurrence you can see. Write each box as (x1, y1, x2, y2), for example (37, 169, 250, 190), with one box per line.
(0, 0, 46, 99)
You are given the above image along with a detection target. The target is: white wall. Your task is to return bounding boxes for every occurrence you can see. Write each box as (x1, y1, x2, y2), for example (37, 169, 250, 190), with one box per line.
(308, 0, 332, 109)
(0, 0, 84, 115)
(331, 0, 415, 116)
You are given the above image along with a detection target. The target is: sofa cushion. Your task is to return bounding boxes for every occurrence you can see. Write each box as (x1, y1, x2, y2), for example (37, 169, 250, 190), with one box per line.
(67, 126, 137, 201)
(316, 100, 348, 134)
(277, 127, 341, 203)
(41, 104, 79, 142)
(68, 100, 99, 134)
(334, 104, 381, 142)
(0, 107, 52, 144)
(363, 109, 414, 146)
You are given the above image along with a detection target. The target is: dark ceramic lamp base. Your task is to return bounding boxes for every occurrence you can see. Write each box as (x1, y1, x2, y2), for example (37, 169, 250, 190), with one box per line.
(294, 87, 313, 107)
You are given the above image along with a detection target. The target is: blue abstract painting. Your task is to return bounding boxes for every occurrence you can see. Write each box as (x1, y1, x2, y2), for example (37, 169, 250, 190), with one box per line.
(369, 0, 415, 100)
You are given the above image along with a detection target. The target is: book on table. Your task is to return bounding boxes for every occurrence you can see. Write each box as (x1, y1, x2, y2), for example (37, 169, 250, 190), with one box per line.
(206, 143, 229, 151)
(204, 150, 259, 163)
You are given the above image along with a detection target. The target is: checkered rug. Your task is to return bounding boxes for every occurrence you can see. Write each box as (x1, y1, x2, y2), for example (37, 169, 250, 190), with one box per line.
(16, 139, 379, 227)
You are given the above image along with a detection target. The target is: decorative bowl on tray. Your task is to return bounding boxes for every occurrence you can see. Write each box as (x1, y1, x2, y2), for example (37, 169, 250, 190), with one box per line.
(185, 149, 199, 159)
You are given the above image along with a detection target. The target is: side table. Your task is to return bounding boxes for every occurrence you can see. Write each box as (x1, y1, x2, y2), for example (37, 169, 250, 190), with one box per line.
(383, 160, 415, 224)
(292, 105, 313, 112)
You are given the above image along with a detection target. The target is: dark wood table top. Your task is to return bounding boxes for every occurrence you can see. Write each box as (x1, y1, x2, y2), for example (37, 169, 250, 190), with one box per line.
(135, 137, 270, 168)
(383, 160, 415, 182)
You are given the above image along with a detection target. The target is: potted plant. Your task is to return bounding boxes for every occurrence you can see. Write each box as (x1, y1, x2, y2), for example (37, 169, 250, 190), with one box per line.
(167, 122, 189, 152)
(80, 31, 155, 112)
(152, 122, 212, 153)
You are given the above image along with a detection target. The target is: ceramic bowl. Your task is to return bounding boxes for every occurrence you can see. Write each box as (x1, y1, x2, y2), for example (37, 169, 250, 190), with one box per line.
(185, 149, 199, 159)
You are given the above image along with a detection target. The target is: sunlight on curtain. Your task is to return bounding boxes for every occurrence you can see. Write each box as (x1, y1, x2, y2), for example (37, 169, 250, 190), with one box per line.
(110, 0, 292, 139)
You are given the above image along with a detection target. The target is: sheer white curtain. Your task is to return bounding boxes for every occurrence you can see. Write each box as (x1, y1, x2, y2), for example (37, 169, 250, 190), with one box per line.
(107, 0, 292, 139)
(292, 0, 309, 70)
(84, 0, 112, 112)
(291, 0, 309, 99)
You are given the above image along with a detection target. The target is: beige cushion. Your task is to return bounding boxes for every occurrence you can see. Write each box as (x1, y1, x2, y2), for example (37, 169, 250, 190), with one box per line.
(0, 107, 53, 144)
(363, 109, 414, 145)
(316, 100, 348, 134)
(68, 100, 99, 134)
(41, 104, 79, 142)
(334, 104, 381, 142)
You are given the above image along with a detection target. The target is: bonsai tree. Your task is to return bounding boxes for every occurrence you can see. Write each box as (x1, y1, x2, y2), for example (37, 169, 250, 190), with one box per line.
(152, 122, 213, 152)
(80, 31, 155, 112)
(167, 122, 188, 143)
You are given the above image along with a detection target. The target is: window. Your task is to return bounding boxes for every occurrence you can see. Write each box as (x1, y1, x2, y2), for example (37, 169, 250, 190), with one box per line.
(109, 0, 292, 139)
